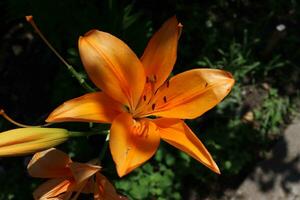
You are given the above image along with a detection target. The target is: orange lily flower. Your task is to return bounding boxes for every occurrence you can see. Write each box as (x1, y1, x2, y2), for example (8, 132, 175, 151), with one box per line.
(28, 148, 127, 200)
(46, 16, 234, 177)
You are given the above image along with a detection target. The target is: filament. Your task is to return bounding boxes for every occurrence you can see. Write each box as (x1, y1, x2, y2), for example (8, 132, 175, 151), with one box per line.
(0, 109, 52, 128)
(25, 15, 71, 69)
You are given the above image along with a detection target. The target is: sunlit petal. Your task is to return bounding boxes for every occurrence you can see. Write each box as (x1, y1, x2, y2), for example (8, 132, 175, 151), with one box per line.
(79, 30, 145, 110)
(141, 69, 234, 119)
(154, 118, 220, 174)
(109, 112, 160, 177)
(46, 92, 123, 123)
(33, 178, 74, 200)
(141, 16, 182, 90)
(28, 148, 72, 178)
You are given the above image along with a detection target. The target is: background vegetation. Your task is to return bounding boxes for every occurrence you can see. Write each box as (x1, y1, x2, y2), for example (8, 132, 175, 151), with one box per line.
(0, 0, 299, 199)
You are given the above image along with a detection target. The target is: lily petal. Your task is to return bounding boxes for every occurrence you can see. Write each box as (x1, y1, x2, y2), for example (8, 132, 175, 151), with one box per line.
(154, 118, 220, 174)
(141, 16, 182, 90)
(46, 92, 123, 123)
(33, 178, 74, 200)
(79, 30, 145, 110)
(142, 69, 234, 119)
(69, 162, 101, 185)
(28, 148, 72, 178)
(109, 112, 160, 177)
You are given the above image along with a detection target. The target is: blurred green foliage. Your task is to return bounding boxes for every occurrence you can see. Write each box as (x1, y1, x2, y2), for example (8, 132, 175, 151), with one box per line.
(0, 0, 300, 199)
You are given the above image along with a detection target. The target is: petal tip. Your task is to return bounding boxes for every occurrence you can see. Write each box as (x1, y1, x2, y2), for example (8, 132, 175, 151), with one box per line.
(213, 164, 221, 175)
(45, 113, 56, 123)
(225, 71, 234, 80)
(116, 166, 128, 178)
(83, 29, 98, 37)
(209, 159, 221, 174)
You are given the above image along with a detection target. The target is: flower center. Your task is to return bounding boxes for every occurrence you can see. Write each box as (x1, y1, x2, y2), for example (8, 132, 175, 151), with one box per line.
(131, 119, 149, 138)
(132, 75, 171, 118)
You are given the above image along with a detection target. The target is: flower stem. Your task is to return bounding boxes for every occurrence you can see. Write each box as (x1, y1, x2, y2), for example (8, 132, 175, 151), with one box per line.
(98, 133, 110, 163)
(25, 15, 95, 93)
(68, 130, 109, 138)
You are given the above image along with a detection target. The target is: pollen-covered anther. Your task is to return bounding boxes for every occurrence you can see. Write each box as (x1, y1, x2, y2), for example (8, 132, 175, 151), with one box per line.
(148, 75, 157, 83)
(166, 80, 170, 88)
(163, 96, 167, 103)
(152, 103, 156, 110)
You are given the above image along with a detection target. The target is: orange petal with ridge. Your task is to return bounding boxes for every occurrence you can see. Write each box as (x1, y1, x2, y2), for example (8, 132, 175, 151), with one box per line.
(69, 162, 100, 185)
(109, 112, 160, 177)
(46, 92, 123, 123)
(154, 118, 220, 174)
(141, 16, 182, 90)
(33, 178, 74, 200)
(143, 69, 234, 119)
(28, 148, 72, 178)
(79, 30, 145, 110)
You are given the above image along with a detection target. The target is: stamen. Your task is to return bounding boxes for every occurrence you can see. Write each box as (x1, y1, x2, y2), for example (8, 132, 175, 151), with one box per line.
(163, 96, 167, 103)
(148, 75, 157, 83)
(131, 120, 149, 138)
(152, 104, 156, 110)
(205, 82, 208, 87)
(0, 109, 52, 128)
(25, 16, 70, 68)
(143, 95, 147, 101)
(25, 15, 94, 92)
(166, 80, 170, 88)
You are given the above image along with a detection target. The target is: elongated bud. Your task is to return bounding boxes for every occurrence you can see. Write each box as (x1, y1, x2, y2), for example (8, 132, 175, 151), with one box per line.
(0, 128, 69, 157)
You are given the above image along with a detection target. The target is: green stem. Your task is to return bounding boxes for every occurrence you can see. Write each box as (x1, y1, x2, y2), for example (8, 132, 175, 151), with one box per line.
(65, 64, 95, 92)
(98, 133, 110, 163)
(69, 130, 109, 137)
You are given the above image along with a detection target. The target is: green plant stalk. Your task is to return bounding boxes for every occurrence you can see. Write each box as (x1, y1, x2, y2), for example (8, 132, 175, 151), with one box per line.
(98, 133, 110, 163)
(69, 130, 109, 138)
(65, 63, 95, 92)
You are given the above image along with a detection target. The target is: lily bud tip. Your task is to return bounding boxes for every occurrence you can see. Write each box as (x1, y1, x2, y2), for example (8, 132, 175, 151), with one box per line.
(25, 15, 33, 22)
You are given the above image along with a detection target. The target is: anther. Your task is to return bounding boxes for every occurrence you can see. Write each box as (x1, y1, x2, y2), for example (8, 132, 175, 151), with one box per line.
(205, 82, 208, 87)
(163, 96, 167, 103)
(143, 95, 147, 101)
(146, 76, 149, 83)
(154, 75, 157, 81)
(166, 80, 170, 88)
(152, 104, 156, 110)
